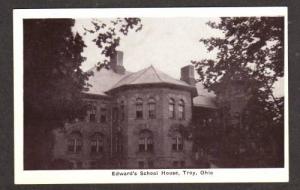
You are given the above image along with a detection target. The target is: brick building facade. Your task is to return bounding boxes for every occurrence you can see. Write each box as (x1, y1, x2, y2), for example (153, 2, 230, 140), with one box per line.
(51, 51, 217, 169)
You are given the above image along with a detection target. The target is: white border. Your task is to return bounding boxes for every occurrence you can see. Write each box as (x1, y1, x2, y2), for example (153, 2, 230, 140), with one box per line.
(14, 7, 288, 184)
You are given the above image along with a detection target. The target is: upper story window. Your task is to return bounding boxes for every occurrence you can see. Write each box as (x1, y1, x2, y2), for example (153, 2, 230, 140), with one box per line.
(138, 130, 153, 152)
(87, 101, 97, 122)
(100, 104, 107, 123)
(120, 101, 125, 121)
(148, 98, 156, 119)
(90, 133, 104, 154)
(172, 132, 183, 151)
(136, 98, 143, 119)
(112, 107, 118, 122)
(169, 98, 175, 119)
(67, 131, 82, 153)
(178, 99, 185, 120)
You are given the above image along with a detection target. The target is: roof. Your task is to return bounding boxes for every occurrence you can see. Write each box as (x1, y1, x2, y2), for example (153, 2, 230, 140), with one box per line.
(84, 66, 130, 96)
(110, 65, 191, 90)
(193, 95, 217, 109)
(85, 65, 218, 109)
(193, 83, 217, 109)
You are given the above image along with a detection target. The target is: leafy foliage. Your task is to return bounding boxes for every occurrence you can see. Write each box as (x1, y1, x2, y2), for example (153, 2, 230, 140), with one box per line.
(192, 17, 283, 96)
(82, 18, 142, 70)
(192, 17, 284, 167)
(23, 18, 143, 169)
(24, 19, 89, 124)
(24, 19, 89, 169)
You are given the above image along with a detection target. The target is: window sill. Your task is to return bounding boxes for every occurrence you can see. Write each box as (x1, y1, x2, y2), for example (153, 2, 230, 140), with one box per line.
(172, 150, 184, 152)
(137, 151, 154, 154)
(67, 152, 81, 155)
(90, 152, 104, 156)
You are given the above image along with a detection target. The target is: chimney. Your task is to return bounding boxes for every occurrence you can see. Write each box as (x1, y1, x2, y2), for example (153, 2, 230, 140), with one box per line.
(110, 51, 125, 74)
(180, 65, 196, 86)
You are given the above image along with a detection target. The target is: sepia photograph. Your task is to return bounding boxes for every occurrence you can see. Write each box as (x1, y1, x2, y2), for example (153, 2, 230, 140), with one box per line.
(14, 7, 288, 183)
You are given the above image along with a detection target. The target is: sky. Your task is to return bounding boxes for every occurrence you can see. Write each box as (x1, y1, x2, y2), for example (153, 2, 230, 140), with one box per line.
(74, 18, 284, 97)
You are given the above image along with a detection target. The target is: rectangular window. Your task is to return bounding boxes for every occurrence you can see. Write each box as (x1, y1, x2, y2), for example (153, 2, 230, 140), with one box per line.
(67, 140, 75, 152)
(115, 136, 123, 153)
(169, 105, 175, 119)
(172, 136, 183, 151)
(100, 108, 107, 123)
(178, 107, 184, 120)
(76, 145, 82, 152)
(115, 137, 119, 153)
(76, 161, 82, 169)
(68, 146, 74, 152)
(147, 144, 153, 152)
(180, 161, 185, 168)
(147, 138, 153, 152)
(87, 101, 97, 122)
(148, 161, 154, 169)
(89, 114, 96, 122)
(91, 145, 97, 153)
(68, 139, 82, 153)
(91, 144, 103, 153)
(173, 161, 178, 168)
(120, 144, 123, 153)
(172, 143, 177, 151)
(76, 141, 82, 152)
(178, 100, 185, 120)
(138, 161, 144, 169)
(139, 138, 145, 152)
(113, 107, 118, 121)
(120, 104, 125, 121)
(178, 143, 183, 151)
(148, 104, 155, 119)
(90, 161, 97, 169)
(136, 104, 143, 119)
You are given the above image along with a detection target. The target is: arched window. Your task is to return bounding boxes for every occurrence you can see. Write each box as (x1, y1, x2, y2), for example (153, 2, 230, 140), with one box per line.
(90, 133, 104, 154)
(169, 98, 175, 119)
(120, 101, 125, 121)
(136, 98, 143, 119)
(138, 130, 153, 152)
(172, 132, 183, 151)
(148, 98, 156, 119)
(178, 99, 185, 120)
(67, 131, 82, 153)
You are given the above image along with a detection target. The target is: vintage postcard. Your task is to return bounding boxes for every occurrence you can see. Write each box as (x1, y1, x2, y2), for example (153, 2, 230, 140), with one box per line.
(14, 7, 288, 184)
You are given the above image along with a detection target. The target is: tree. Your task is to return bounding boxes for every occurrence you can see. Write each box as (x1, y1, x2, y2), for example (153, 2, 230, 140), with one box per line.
(23, 18, 142, 169)
(24, 19, 88, 169)
(81, 18, 142, 70)
(24, 19, 89, 123)
(192, 17, 284, 167)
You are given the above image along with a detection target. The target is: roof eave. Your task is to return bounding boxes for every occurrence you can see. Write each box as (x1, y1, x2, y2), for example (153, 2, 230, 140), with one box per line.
(106, 83, 197, 96)
(82, 92, 112, 99)
(193, 103, 218, 109)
